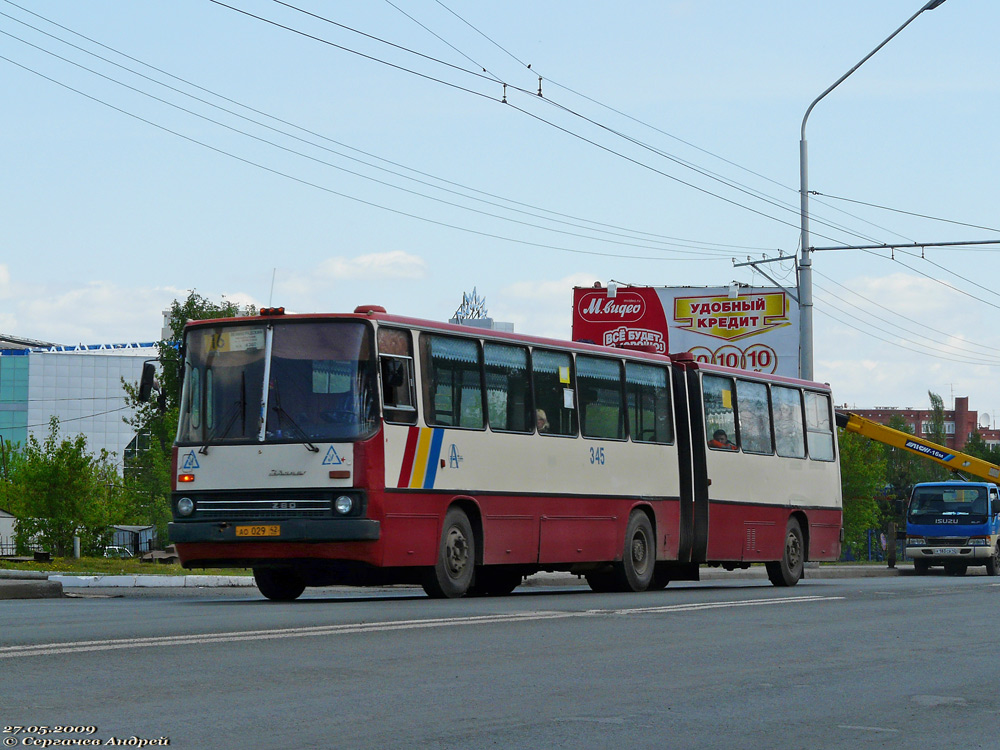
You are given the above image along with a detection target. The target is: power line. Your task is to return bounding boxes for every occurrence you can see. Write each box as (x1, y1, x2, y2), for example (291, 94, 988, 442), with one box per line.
(234, 0, 878, 248)
(0, 25, 741, 260)
(1, 52, 739, 264)
(1, 2, 766, 255)
(811, 191, 1000, 234)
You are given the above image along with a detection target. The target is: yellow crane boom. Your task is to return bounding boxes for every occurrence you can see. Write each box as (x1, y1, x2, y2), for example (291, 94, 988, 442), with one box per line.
(836, 412, 1000, 482)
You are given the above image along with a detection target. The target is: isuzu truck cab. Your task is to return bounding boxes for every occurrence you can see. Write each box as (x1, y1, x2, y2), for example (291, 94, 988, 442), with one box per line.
(906, 481, 1000, 576)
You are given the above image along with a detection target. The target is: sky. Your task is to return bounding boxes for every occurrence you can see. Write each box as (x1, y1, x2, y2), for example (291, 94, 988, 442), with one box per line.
(2, 1, 999, 420)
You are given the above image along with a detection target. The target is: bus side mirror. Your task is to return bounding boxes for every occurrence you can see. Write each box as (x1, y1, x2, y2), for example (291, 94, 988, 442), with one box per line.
(138, 362, 165, 411)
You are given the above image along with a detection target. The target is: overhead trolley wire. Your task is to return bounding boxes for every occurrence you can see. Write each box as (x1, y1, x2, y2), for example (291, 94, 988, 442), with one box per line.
(0, 20, 748, 259)
(417, 0, 896, 248)
(0, 52, 737, 264)
(250, 0, 878, 248)
(1, 1, 765, 255)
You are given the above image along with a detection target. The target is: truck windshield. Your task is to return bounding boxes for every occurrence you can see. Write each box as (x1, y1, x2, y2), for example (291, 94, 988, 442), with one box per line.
(177, 320, 377, 444)
(908, 486, 989, 523)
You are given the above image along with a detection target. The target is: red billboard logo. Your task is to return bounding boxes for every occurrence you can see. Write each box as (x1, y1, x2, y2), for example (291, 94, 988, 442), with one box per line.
(576, 291, 646, 323)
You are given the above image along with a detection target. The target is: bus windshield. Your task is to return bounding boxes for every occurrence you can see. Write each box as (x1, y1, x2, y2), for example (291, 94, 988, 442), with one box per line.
(177, 320, 377, 444)
(908, 485, 989, 523)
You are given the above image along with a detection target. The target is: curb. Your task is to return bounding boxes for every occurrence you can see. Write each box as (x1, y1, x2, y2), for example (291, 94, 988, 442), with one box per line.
(0, 579, 63, 599)
(49, 574, 257, 588)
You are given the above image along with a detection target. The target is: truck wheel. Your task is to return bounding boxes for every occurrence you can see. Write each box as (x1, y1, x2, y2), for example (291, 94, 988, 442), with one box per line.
(913, 559, 930, 575)
(987, 547, 1000, 576)
(766, 519, 804, 587)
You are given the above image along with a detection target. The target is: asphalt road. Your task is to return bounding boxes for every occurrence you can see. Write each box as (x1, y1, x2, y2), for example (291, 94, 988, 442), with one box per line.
(1, 573, 996, 750)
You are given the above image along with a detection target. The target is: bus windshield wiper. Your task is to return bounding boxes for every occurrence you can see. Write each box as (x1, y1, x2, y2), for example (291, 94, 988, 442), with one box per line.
(270, 389, 319, 452)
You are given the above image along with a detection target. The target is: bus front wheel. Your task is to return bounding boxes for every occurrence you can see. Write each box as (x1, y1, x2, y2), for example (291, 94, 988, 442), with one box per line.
(423, 508, 475, 598)
(913, 559, 930, 575)
(766, 519, 804, 587)
(254, 568, 306, 601)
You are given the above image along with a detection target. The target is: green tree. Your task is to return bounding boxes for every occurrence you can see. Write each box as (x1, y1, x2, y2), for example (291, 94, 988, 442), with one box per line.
(838, 429, 887, 559)
(961, 431, 1000, 465)
(0, 418, 127, 556)
(927, 391, 947, 446)
(120, 292, 255, 542)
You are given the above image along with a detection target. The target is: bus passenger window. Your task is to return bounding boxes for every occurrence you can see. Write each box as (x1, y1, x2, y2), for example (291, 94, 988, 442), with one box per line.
(736, 379, 772, 455)
(577, 356, 624, 440)
(804, 391, 835, 461)
(531, 349, 577, 436)
(378, 328, 417, 424)
(703, 375, 738, 451)
(484, 343, 532, 433)
(625, 362, 672, 444)
(773, 386, 805, 458)
(420, 334, 484, 429)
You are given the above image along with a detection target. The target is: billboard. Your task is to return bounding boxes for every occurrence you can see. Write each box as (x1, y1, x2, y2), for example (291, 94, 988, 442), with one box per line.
(571, 285, 799, 377)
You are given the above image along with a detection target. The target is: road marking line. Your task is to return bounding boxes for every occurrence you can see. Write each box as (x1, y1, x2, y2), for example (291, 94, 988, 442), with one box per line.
(838, 725, 900, 733)
(0, 595, 844, 659)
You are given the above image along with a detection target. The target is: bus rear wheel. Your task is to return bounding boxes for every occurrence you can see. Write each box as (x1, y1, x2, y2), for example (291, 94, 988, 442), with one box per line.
(766, 519, 804, 587)
(254, 568, 306, 601)
(613, 511, 655, 592)
(423, 508, 475, 598)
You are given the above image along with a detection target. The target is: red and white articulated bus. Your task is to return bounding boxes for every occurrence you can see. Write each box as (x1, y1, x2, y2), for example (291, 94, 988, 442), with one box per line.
(159, 306, 842, 600)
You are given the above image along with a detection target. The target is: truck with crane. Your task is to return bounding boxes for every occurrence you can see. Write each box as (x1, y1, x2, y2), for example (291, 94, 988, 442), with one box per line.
(836, 412, 1000, 575)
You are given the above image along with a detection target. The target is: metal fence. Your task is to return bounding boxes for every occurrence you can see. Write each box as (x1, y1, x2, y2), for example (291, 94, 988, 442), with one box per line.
(840, 528, 908, 562)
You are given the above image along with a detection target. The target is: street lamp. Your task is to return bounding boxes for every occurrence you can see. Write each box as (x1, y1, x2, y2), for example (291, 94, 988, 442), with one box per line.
(798, 0, 947, 381)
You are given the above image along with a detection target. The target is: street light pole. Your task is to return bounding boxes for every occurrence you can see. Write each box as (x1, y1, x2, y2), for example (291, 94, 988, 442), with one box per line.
(798, 0, 947, 381)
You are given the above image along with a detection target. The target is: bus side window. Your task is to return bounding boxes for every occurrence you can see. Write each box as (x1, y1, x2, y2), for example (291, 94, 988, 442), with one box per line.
(378, 328, 417, 425)
(576, 355, 624, 440)
(804, 391, 835, 461)
(531, 348, 577, 437)
(420, 334, 484, 429)
(736, 379, 772, 454)
(484, 342, 532, 433)
(625, 362, 672, 444)
(773, 386, 806, 458)
(703, 375, 738, 451)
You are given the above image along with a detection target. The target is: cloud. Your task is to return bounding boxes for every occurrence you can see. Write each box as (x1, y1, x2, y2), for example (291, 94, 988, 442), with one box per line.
(492, 272, 597, 340)
(316, 251, 426, 281)
(1, 281, 251, 345)
(0, 264, 10, 300)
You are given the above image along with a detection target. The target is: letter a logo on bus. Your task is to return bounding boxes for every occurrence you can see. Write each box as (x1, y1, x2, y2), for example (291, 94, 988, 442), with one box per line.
(182, 451, 200, 470)
(322, 447, 343, 465)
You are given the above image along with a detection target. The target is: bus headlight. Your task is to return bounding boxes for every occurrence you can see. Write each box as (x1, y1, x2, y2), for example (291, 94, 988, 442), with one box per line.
(907, 537, 925, 546)
(334, 495, 354, 515)
(176, 497, 195, 517)
(969, 537, 988, 546)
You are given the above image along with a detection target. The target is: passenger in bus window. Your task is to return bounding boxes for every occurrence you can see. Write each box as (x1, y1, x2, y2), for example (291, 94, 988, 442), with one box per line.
(708, 429, 737, 450)
(536, 409, 550, 433)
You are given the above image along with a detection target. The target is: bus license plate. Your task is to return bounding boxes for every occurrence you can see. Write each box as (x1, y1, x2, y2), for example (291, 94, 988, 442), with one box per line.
(236, 525, 280, 538)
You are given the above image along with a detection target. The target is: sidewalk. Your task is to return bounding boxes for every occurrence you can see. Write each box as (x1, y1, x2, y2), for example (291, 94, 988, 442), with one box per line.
(0, 563, 904, 600)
